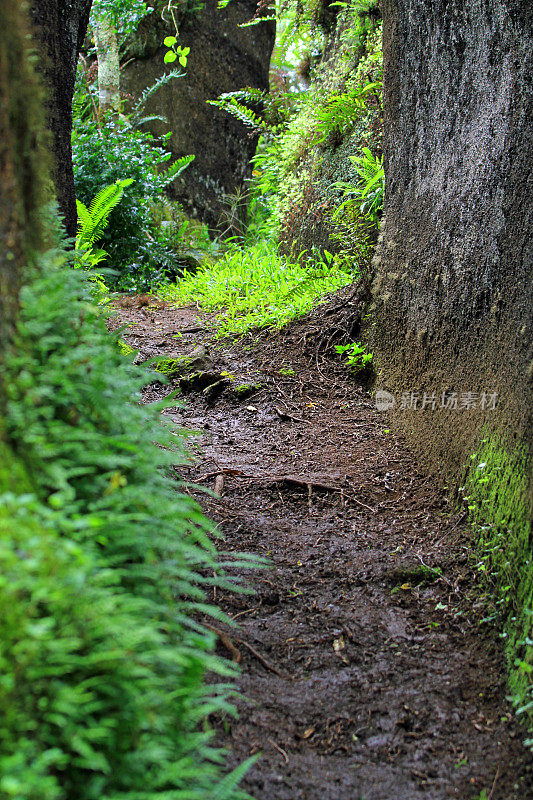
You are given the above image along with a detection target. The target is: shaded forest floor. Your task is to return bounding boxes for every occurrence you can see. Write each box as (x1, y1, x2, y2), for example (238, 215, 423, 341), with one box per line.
(112, 287, 532, 800)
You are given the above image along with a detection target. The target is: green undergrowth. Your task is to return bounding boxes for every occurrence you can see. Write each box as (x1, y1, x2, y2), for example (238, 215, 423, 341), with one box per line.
(461, 435, 532, 746)
(159, 243, 355, 337)
(0, 241, 257, 798)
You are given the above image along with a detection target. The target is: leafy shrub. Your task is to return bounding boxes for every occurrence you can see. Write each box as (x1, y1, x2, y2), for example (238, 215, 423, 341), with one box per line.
(72, 117, 194, 290)
(0, 238, 255, 798)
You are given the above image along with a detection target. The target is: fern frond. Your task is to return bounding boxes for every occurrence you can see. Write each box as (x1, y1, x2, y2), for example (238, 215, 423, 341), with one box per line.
(76, 200, 92, 230)
(129, 69, 185, 128)
(159, 154, 195, 188)
(76, 179, 133, 250)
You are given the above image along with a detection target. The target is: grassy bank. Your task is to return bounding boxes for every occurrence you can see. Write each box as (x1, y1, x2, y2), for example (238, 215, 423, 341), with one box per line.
(462, 435, 532, 745)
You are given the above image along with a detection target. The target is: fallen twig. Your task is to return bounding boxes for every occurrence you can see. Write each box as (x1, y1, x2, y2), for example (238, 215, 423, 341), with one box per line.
(175, 325, 205, 334)
(268, 738, 289, 764)
(230, 607, 259, 620)
(236, 638, 289, 679)
(203, 622, 289, 679)
(203, 622, 242, 664)
(488, 765, 500, 800)
(214, 474, 225, 496)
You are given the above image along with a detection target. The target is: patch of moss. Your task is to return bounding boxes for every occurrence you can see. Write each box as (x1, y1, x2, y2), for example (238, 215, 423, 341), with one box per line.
(462, 435, 532, 741)
(153, 355, 190, 377)
(234, 382, 262, 398)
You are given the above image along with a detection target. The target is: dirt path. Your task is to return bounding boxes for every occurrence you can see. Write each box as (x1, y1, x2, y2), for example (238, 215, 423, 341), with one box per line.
(113, 292, 532, 800)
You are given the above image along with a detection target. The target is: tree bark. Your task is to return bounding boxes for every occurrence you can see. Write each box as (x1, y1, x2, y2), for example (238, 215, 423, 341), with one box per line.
(29, 0, 93, 237)
(0, 0, 50, 363)
(370, 0, 533, 477)
(93, 12, 121, 114)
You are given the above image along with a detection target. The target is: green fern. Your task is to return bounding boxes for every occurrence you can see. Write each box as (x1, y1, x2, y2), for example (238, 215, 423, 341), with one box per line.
(331, 147, 384, 223)
(208, 89, 288, 141)
(76, 178, 134, 251)
(129, 68, 186, 128)
(160, 153, 195, 188)
(315, 83, 381, 143)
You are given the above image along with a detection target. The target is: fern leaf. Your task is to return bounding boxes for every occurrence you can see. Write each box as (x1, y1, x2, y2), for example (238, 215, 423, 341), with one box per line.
(76, 179, 133, 251)
(159, 154, 195, 188)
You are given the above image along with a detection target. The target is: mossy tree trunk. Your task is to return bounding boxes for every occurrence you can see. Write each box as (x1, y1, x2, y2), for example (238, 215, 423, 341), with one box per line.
(0, 0, 50, 369)
(93, 11, 121, 114)
(29, 0, 93, 236)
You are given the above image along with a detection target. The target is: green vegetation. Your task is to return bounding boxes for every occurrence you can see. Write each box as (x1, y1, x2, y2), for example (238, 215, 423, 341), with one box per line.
(332, 147, 384, 224)
(160, 244, 354, 337)
(1, 2, 256, 789)
(73, 2, 200, 290)
(75, 178, 133, 269)
(334, 341, 373, 375)
(1, 232, 259, 797)
(72, 116, 195, 289)
(461, 436, 532, 744)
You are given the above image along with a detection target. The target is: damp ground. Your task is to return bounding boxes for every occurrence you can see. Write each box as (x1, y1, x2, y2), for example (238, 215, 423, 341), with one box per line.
(111, 288, 532, 800)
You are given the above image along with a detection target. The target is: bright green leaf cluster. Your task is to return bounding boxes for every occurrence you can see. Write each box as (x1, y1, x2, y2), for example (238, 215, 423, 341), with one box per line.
(163, 37, 190, 67)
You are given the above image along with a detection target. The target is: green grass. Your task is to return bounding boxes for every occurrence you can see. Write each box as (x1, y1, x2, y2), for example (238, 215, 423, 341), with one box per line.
(159, 243, 355, 336)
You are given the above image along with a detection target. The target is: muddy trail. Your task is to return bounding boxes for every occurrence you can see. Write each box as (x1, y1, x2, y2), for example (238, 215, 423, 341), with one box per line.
(113, 289, 532, 800)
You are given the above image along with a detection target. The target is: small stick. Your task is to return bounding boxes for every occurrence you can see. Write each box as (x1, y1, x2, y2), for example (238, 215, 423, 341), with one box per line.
(230, 607, 259, 620)
(274, 405, 306, 424)
(488, 766, 500, 800)
(203, 622, 242, 664)
(175, 326, 205, 334)
(203, 622, 289, 679)
(236, 638, 289, 679)
(415, 554, 454, 588)
(195, 467, 244, 482)
(350, 495, 376, 513)
(268, 738, 289, 765)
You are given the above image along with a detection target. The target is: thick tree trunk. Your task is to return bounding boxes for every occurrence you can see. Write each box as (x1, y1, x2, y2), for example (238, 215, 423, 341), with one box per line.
(93, 12, 120, 114)
(0, 0, 49, 362)
(371, 0, 533, 478)
(29, 0, 93, 237)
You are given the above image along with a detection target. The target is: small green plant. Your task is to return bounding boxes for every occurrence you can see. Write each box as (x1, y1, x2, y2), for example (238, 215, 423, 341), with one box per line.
(335, 341, 373, 374)
(163, 36, 190, 66)
(332, 147, 384, 224)
(75, 177, 134, 267)
(161, 243, 353, 337)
